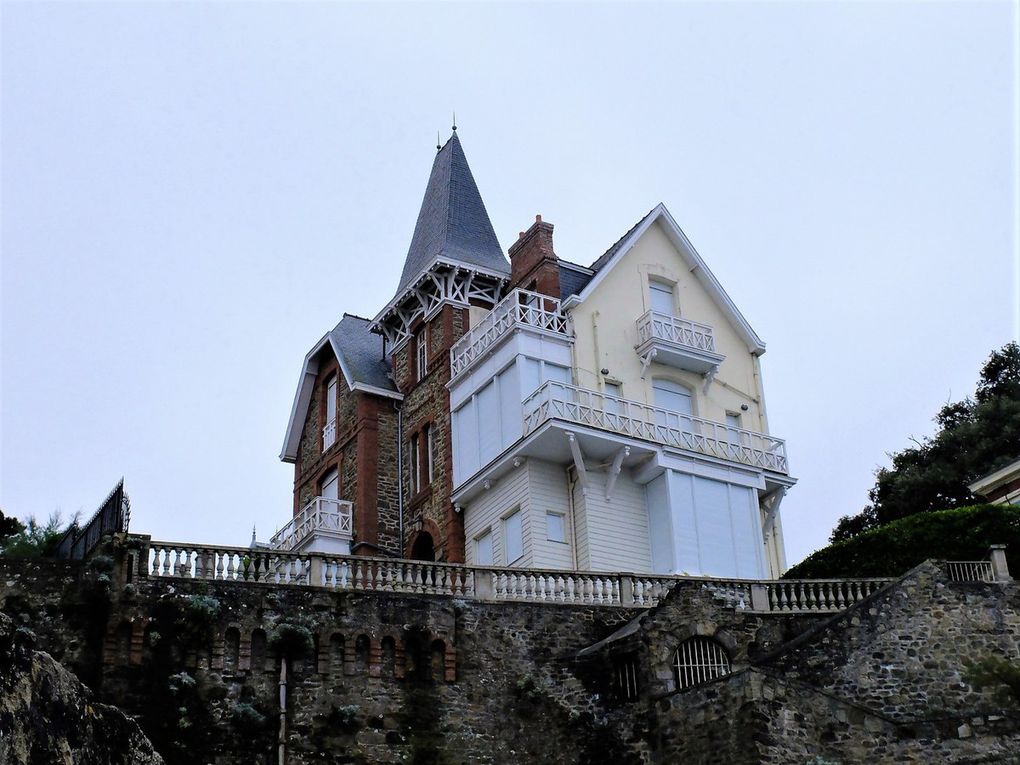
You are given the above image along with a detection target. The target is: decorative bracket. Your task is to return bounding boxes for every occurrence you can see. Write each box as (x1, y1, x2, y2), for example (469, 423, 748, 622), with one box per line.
(605, 446, 631, 501)
(702, 367, 718, 394)
(639, 348, 658, 379)
(566, 431, 588, 495)
(761, 487, 787, 541)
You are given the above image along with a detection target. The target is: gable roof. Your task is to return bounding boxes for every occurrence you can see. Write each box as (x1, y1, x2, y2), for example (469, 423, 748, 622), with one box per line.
(280, 314, 401, 462)
(562, 203, 767, 356)
(395, 132, 509, 295)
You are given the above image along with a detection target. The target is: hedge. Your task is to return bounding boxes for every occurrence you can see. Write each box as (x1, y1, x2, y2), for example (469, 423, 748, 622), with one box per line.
(783, 504, 1020, 580)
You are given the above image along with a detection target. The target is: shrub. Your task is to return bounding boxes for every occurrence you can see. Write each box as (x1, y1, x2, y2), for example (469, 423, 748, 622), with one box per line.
(230, 702, 269, 735)
(965, 655, 1020, 706)
(267, 621, 314, 660)
(785, 504, 1020, 579)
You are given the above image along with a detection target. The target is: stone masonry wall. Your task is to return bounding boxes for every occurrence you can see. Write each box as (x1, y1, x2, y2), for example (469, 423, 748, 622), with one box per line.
(6, 543, 1020, 764)
(393, 305, 468, 562)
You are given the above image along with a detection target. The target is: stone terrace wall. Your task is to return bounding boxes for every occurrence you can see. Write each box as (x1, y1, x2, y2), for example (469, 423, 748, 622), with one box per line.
(760, 561, 1020, 722)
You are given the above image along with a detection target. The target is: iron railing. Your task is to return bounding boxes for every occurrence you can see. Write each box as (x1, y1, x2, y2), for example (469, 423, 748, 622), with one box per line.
(54, 479, 130, 560)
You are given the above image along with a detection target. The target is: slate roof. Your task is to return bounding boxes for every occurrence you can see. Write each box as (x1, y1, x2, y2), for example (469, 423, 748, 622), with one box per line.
(587, 206, 658, 274)
(558, 261, 595, 299)
(395, 132, 509, 294)
(329, 314, 395, 392)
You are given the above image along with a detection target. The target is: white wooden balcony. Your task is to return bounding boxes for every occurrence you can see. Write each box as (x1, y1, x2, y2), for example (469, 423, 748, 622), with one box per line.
(270, 496, 353, 554)
(635, 310, 724, 375)
(450, 288, 570, 379)
(322, 418, 337, 450)
(522, 381, 788, 474)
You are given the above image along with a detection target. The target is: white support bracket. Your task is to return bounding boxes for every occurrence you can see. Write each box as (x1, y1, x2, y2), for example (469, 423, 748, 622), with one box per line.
(639, 348, 657, 379)
(761, 487, 786, 541)
(702, 366, 718, 394)
(605, 446, 631, 501)
(566, 431, 588, 496)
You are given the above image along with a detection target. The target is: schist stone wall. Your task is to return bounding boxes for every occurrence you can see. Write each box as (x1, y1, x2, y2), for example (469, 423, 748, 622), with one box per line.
(3, 539, 1020, 764)
(391, 305, 469, 563)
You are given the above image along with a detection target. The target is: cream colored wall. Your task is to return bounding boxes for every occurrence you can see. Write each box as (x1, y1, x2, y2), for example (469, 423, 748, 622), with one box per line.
(568, 219, 768, 434)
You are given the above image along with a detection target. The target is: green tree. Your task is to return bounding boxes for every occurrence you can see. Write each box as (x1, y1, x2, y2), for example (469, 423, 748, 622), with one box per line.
(831, 342, 1020, 543)
(0, 512, 72, 558)
(0, 509, 24, 546)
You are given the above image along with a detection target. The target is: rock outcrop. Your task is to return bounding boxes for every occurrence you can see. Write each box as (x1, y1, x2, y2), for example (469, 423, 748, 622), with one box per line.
(0, 612, 163, 765)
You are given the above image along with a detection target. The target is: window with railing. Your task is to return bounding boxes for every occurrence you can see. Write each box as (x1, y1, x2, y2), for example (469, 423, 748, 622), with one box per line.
(416, 328, 429, 381)
(672, 637, 730, 690)
(323, 376, 338, 450)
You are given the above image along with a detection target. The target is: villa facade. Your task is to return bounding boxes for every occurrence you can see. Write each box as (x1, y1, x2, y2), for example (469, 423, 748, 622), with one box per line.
(278, 131, 794, 578)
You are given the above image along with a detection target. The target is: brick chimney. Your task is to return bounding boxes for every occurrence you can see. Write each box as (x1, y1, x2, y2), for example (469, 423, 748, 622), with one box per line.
(508, 215, 560, 299)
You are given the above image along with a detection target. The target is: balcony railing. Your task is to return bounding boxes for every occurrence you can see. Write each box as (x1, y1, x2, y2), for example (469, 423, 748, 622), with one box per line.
(450, 288, 569, 378)
(636, 310, 716, 353)
(322, 418, 337, 450)
(522, 380, 789, 474)
(143, 540, 899, 613)
(270, 496, 353, 552)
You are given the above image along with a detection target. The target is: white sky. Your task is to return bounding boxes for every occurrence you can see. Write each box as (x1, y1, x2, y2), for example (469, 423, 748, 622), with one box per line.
(1, 1, 1017, 568)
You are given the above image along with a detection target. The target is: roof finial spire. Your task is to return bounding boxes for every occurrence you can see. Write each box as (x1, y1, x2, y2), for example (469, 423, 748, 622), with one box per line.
(452, 111, 457, 132)
(436, 131, 441, 151)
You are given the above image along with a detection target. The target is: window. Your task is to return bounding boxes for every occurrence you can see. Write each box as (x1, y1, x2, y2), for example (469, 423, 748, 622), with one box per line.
(653, 379, 692, 415)
(321, 468, 339, 500)
(603, 381, 622, 417)
(546, 512, 566, 543)
(649, 279, 676, 316)
(475, 529, 493, 565)
(410, 433, 421, 494)
(672, 638, 731, 690)
(613, 654, 640, 701)
(416, 328, 428, 381)
(323, 377, 338, 449)
(503, 509, 523, 564)
(425, 424, 435, 484)
(725, 412, 741, 430)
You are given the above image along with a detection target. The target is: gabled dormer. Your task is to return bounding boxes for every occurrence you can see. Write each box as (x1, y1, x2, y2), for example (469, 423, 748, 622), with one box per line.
(371, 131, 510, 351)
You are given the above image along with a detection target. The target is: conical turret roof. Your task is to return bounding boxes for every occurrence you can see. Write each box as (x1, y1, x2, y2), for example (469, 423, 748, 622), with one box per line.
(395, 132, 508, 293)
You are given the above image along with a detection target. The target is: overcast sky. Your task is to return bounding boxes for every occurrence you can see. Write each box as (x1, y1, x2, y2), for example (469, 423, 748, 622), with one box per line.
(2, 1, 1017, 568)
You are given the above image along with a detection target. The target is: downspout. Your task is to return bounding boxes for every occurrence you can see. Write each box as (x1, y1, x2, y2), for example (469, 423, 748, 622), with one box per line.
(277, 656, 287, 765)
(395, 400, 404, 555)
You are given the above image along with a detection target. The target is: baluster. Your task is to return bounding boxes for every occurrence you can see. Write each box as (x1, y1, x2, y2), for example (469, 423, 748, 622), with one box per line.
(352, 560, 363, 590)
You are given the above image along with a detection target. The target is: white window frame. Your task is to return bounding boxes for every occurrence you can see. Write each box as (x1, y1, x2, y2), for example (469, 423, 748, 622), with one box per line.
(649, 278, 677, 316)
(416, 328, 428, 381)
(546, 511, 567, 544)
(475, 528, 493, 566)
(410, 432, 421, 494)
(425, 424, 435, 484)
(503, 508, 524, 565)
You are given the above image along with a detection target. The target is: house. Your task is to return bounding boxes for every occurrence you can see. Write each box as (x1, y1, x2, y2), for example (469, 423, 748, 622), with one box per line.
(278, 130, 795, 578)
(969, 459, 1020, 506)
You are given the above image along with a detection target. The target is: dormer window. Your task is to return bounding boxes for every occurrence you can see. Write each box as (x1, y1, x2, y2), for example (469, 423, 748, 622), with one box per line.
(416, 328, 429, 381)
(323, 376, 338, 450)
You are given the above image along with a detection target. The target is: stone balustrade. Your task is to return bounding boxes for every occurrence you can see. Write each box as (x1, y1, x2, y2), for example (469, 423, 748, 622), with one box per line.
(143, 540, 912, 615)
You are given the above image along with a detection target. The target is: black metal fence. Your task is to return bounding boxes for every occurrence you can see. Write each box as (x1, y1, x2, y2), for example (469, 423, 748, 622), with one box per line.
(55, 479, 131, 560)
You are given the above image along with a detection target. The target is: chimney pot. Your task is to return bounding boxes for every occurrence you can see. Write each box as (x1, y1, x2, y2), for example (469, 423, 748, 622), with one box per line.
(536, 214, 542, 223)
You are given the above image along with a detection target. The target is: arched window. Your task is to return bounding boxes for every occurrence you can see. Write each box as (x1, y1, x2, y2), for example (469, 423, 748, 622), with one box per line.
(672, 637, 730, 690)
(652, 378, 693, 417)
(223, 627, 241, 673)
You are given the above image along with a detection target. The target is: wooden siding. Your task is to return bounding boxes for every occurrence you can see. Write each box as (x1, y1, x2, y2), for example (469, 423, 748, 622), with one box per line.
(577, 471, 652, 573)
(527, 460, 573, 570)
(463, 463, 530, 567)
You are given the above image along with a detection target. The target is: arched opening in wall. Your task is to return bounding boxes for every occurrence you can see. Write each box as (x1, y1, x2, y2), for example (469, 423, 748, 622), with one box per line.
(329, 633, 345, 676)
(115, 621, 132, 665)
(304, 633, 319, 675)
(672, 637, 730, 690)
(142, 624, 158, 665)
(381, 636, 396, 677)
(430, 639, 446, 682)
(224, 628, 241, 673)
(410, 532, 436, 562)
(355, 634, 370, 673)
(251, 629, 267, 674)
